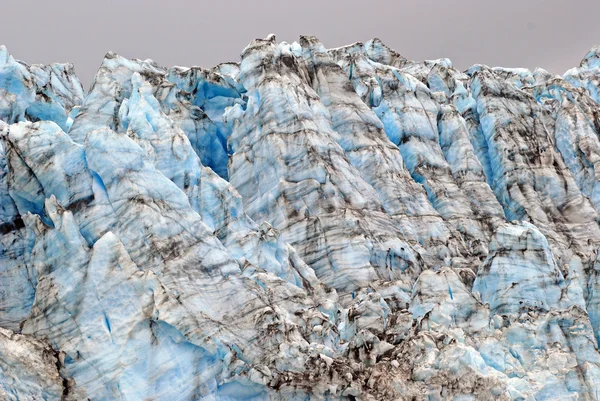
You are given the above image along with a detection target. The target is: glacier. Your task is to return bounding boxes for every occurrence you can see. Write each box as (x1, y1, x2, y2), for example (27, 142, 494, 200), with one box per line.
(1, 36, 600, 400)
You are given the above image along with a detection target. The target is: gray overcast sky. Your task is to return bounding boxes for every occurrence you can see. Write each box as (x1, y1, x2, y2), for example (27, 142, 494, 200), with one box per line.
(2, 0, 599, 88)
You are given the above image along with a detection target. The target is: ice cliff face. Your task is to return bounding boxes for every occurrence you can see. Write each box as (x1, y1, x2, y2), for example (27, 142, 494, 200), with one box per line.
(2, 37, 600, 400)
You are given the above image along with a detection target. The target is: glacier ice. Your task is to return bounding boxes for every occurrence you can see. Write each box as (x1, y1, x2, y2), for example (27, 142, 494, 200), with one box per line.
(0, 46, 84, 132)
(2, 36, 600, 400)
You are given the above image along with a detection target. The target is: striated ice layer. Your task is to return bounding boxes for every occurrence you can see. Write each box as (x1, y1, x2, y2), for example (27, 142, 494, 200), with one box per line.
(0, 137, 32, 330)
(119, 71, 317, 286)
(1, 120, 340, 400)
(468, 69, 600, 275)
(299, 36, 458, 271)
(531, 74, 600, 213)
(226, 35, 428, 295)
(329, 42, 505, 270)
(2, 35, 600, 400)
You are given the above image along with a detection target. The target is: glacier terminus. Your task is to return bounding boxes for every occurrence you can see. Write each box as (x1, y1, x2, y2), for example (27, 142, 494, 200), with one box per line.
(3, 35, 600, 400)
